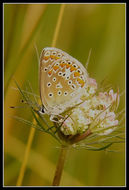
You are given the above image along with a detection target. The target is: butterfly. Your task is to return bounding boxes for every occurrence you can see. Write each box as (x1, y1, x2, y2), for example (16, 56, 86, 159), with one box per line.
(39, 47, 89, 118)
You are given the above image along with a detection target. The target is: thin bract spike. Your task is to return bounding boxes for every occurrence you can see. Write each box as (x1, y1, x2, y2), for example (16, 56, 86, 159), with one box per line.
(73, 143, 113, 151)
(11, 86, 40, 98)
(119, 114, 125, 125)
(12, 115, 45, 132)
(13, 79, 29, 103)
(31, 110, 61, 143)
(25, 83, 31, 100)
(24, 81, 40, 109)
(120, 90, 125, 97)
(85, 48, 92, 69)
(13, 80, 39, 110)
(93, 124, 117, 134)
(33, 109, 50, 129)
(27, 80, 38, 104)
(34, 42, 40, 64)
(90, 103, 113, 129)
(85, 134, 125, 145)
(116, 108, 125, 118)
(98, 82, 113, 92)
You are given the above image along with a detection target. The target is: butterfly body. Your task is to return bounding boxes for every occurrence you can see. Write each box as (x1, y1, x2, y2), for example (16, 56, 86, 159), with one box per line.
(40, 47, 89, 116)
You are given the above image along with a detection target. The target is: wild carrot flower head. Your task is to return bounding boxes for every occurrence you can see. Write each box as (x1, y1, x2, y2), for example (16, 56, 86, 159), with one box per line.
(60, 77, 120, 138)
(13, 75, 124, 151)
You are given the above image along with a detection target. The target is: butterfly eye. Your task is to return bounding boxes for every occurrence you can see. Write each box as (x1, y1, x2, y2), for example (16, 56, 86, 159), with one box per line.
(40, 107, 45, 113)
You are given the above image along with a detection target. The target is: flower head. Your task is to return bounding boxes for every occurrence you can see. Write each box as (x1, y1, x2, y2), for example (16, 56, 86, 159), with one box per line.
(60, 78, 120, 139)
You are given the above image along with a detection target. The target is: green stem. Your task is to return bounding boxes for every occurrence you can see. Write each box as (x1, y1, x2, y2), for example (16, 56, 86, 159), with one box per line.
(52, 145, 68, 186)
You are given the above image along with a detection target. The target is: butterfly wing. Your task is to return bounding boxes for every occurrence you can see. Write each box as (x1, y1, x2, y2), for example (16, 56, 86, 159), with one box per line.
(40, 47, 89, 115)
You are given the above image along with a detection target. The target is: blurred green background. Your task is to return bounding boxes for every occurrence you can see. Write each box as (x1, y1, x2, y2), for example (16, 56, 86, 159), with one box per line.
(4, 3, 125, 186)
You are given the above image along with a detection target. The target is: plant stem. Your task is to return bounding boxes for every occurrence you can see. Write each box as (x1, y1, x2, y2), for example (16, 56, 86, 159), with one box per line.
(16, 127, 35, 186)
(16, 4, 65, 186)
(52, 145, 68, 186)
(51, 4, 65, 47)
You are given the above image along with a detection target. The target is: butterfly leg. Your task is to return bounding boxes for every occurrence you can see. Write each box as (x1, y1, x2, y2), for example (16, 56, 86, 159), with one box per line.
(50, 115, 59, 123)
(50, 114, 66, 123)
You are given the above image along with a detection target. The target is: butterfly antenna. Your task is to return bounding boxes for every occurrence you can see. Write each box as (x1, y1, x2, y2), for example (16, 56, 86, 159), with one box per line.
(10, 98, 29, 109)
(11, 86, 40, 98)
(85, 48, 92, 69)
(10, 105, 27, 109)
(27, 80, 38, 104)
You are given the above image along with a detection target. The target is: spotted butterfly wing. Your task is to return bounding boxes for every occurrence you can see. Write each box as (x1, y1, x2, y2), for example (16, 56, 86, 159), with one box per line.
(40, 47, 89, 115)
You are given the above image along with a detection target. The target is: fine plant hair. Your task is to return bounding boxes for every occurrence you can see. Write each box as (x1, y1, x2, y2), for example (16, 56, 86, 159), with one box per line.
(11, 78, 125, 152)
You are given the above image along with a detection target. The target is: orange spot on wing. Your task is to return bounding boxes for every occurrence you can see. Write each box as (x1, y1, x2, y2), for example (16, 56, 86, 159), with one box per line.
(66, 64, 71, 69)
(77, 78, 85, 87)
(53, 65, 59, 71)
(44, 56, 49, 60)
(74, 72, 80, 77)
(70, 66, 77, 72)
(48, 70, 52, 76)
(55, 56, 60, 60)
(50, 55, 56, 59)
(60, 62, 66, 68)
